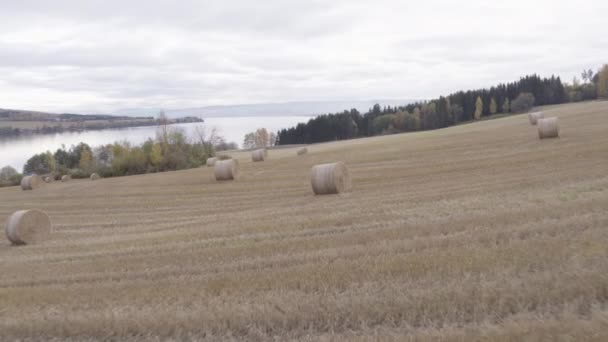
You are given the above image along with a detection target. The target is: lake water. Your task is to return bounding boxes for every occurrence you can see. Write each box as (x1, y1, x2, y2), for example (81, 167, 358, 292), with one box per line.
(0, 116, 312, 171)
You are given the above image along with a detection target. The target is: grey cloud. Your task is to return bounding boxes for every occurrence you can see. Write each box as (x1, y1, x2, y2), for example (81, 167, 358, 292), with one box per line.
(0, 0, 605, 113)
(1, 0, 355, 39)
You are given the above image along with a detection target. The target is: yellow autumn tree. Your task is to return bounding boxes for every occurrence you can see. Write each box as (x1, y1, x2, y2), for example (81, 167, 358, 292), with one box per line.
(474, 96, 483, 120)
(598, 64, 608, 99)
(254, 128, 270, 147)
(149, 143, 163, 167)
(413, 107, 421, 120)
(79, 148, 93, 172)
(45, 151, 57, 173)
(502, 98, 510, 113)
(490, 98, 497, 115)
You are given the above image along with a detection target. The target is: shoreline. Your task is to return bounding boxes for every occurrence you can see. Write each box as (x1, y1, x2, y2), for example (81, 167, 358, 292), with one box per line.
(0, 118, 203, 138)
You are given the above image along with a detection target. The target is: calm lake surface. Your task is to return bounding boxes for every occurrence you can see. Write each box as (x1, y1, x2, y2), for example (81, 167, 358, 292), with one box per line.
(0, 116, 312, 171)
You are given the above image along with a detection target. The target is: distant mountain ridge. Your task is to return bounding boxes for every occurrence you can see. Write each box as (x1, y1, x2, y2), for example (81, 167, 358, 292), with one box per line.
(1, 99, 419, 121)
(112, 100, 418, 119)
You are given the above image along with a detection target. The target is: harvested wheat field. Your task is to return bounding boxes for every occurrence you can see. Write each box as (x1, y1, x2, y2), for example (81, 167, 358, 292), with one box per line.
(1, 101, 608, 341)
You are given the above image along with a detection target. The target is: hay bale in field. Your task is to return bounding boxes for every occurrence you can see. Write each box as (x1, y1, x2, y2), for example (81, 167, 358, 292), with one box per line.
(528, 112, 544, 125)
(61, 175, 71, 182)
(297, 147, 308, 156)
(43, 176, 54, 183)
(90, 173, 100, 181)
(206, 157, 218, 167)
(5, 209, 52, 245)
(20, 175, 43, 191)
(251, 149, 267, 162)
(537, 117, 559, 139)
(310, 162, 351, 195)
(214, 159, 239, 181)
(217, 154, 232, 160)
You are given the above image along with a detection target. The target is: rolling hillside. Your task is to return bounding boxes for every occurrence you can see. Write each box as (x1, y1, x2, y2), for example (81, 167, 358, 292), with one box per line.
(1, 101, 607, 340)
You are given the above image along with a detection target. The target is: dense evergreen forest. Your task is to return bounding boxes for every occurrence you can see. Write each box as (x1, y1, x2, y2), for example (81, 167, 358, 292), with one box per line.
(277, 67, 607, 144)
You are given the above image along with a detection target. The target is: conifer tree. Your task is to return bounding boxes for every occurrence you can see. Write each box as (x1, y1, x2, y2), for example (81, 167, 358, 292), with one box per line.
(490, 98, 497, 114)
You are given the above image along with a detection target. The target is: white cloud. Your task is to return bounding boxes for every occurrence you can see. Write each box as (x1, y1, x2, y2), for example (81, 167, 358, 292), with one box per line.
(0, 0, 606, 113)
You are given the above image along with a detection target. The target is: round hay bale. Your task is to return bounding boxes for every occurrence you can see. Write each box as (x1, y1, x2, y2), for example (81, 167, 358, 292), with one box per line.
(251, 149, 266, 162)
(297, 147, 308, 156)
(310, 162, 351, 195)
(20, 175, 43, 191)
(528, 112, 544, 125)
(5, 209, 52, 245)
(44, 176, 54, 183)
(214, 159, 239, 181)
(206, 157, 218, 167)
(90, 173, 100, 181)
(61, 175, 71, 182)
(537, 117, 559, 139)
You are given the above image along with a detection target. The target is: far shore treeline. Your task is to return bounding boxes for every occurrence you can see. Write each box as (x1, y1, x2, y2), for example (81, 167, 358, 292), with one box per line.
(277, 65, 608, 144)
(0, 110, 203, 137)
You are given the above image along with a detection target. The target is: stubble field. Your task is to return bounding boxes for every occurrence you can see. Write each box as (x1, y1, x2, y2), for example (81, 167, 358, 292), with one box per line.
(1, 101, 608, 341)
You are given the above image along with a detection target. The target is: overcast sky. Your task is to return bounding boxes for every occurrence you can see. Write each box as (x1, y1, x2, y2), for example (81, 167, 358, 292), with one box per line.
(0, 0, 606, 113)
